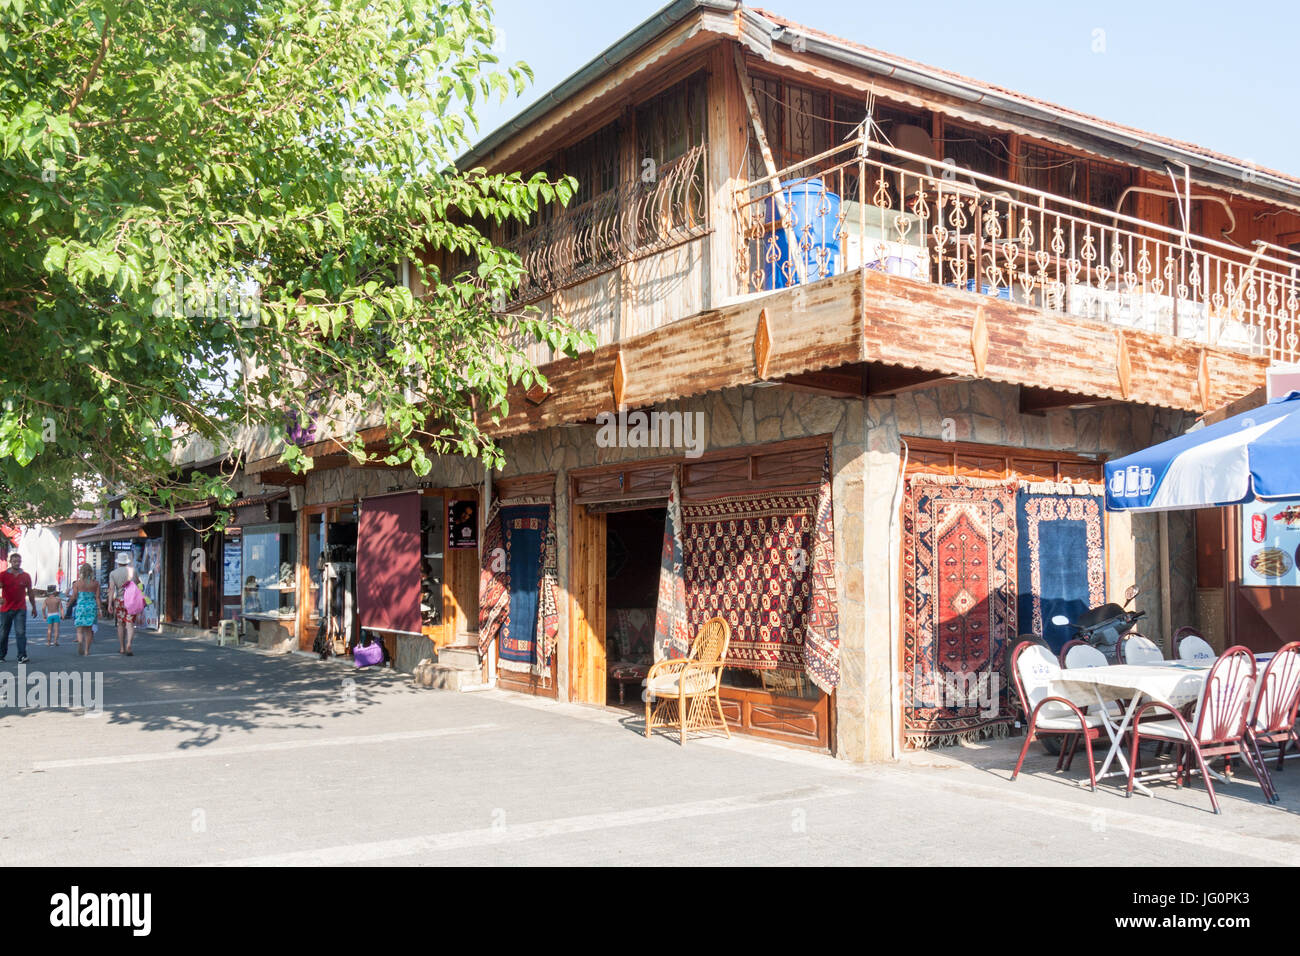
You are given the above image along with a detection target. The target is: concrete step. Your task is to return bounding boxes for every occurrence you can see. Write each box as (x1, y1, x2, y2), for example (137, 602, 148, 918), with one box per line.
(412, 658, 484, 692)
(436, 644, 481, 671)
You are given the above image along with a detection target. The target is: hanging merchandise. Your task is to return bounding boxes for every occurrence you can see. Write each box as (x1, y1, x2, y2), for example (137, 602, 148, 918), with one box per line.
(1015, 481, 1107, 653)
(652, 475, 690, 663)
(803, 450, 841, 694)
(681, 490, 819, 673)
(478, 497, 558, 679)
(903, 475, 1017, 749)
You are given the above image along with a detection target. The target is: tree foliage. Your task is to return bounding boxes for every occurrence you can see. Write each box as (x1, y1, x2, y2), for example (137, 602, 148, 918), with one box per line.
(0, 0, 587, 522)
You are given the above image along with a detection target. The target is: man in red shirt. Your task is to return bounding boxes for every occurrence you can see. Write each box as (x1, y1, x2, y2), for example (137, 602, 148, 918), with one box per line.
(0, 551, 38, 663)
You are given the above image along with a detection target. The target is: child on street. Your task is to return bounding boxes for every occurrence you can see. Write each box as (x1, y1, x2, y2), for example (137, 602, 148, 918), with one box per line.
(42, 586, 62, 646)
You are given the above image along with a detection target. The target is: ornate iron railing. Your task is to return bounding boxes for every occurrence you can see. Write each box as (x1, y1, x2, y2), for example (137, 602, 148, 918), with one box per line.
(503, 144, 709, 307)
(735, 137, 1300, 364)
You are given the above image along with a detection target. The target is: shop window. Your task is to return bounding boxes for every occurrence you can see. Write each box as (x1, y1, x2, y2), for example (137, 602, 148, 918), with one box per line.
(241, 523, 297, 623)
(306, 512, 324, 622)
(420, 496, 444, 628)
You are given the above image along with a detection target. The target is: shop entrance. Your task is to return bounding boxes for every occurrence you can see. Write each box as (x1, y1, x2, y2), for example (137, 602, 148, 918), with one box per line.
(568, 442, 839, 751)
(600, 506, 664, 709)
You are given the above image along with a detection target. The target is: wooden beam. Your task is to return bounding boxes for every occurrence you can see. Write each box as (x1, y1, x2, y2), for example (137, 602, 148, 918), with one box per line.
(1019, 386, 1121, 415)
(1201, 385, 1266, 426)
(733, 46, 806, 284)
(777, 364, 868, 398)
(866, 364, 956, 397)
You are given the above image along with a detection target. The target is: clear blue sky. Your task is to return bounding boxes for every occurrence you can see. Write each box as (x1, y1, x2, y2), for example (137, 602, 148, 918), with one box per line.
(475, 0, 1299, 178)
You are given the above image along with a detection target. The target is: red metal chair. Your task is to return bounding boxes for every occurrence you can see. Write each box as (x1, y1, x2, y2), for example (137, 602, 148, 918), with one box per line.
(1249, 642, 1300, 775)
(1010, 641, 1107, 791)
(1125, 646, 1275, 812)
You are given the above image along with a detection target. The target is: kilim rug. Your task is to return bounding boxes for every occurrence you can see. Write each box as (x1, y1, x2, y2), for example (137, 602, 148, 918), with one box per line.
(477, 500, 508, 660)
(682, 489, 820, 673)
(477, 498, 557, 678)
(803, 450, 841, 693)
(903, 475, 1017, 748)
(653, 475, 691, 662)
(1016, 482, 1106, 654)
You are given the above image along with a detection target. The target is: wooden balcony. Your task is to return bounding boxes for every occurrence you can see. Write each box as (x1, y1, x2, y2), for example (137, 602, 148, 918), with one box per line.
(487, 135, 1272, 436)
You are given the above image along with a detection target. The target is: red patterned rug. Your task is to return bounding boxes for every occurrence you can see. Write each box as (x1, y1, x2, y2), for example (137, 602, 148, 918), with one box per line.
(903, 475, 1017, 748)
(682, 490, 819, 673)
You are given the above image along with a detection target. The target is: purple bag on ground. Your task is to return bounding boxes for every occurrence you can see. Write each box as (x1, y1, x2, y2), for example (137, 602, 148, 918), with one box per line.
(353, 640, 384, 668)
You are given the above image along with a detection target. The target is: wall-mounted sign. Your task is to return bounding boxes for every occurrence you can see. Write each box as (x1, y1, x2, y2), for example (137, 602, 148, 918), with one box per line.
(110, 540, 135, 552)
(448, 500, 478, 549)
(223, 542, 243, 597)
(1241, 499, 1300, 588)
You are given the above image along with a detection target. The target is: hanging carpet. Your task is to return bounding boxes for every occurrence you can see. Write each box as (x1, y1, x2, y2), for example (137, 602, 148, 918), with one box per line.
(477, 498, 558, 678)
(1016, 482, 1107, 654)
(682, 488, 820, 675)
(652, 474, 691, 662)
(902, 475, 1017, 748)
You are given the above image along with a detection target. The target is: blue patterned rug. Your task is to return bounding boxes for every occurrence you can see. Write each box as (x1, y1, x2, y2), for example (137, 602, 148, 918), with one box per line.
(1015, 485, 1107, 653)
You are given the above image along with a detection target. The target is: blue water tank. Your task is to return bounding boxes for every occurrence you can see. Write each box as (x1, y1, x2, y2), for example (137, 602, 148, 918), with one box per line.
(762, 178, 841, 289)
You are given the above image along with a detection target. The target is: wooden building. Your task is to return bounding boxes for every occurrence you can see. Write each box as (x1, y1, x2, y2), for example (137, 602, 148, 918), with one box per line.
(240, 1, 1300, 761)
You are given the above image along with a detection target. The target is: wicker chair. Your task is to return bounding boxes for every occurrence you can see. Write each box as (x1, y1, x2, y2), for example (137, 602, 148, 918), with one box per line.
(644, 616, 732, 745)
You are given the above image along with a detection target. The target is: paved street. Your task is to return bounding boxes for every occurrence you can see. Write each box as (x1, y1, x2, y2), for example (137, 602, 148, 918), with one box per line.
(1, 627, 1298, 866)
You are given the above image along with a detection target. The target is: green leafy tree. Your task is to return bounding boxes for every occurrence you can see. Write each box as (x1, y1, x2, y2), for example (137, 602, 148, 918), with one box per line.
(0, 0, 585, 523)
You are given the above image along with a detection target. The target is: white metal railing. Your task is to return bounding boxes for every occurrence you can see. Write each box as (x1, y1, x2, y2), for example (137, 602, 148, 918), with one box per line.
(735, 136, 1300, 364)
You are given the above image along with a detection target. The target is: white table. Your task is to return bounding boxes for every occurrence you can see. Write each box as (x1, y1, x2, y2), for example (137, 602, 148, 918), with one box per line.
(1051, 663, 1210, 795)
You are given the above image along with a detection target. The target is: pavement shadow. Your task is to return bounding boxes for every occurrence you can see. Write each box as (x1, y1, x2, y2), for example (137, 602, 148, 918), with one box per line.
(0, 628, 413, 748)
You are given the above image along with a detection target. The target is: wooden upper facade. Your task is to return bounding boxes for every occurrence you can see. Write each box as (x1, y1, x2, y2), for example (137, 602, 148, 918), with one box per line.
(445, 1, 1296, 432)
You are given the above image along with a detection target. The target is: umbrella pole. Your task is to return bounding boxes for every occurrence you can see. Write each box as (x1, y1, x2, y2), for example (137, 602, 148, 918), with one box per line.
(1159, 513, 1172, 653)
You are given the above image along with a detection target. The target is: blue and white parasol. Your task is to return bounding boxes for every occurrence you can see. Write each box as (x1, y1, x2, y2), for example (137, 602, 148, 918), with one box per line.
(1105, 392, 1300, 512)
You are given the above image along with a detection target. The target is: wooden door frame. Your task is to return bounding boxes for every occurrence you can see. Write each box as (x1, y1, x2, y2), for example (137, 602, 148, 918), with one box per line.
(568, 493, 607, 706)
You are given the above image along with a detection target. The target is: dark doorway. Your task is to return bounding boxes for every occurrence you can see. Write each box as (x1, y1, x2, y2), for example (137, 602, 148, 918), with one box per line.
(603, 506, 665, 709)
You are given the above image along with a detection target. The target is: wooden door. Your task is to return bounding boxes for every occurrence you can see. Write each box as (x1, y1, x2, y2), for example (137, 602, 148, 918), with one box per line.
(569, 502, 607, 705)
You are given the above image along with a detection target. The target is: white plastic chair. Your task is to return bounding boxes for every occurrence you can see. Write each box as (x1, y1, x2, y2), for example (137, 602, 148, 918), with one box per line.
(1064, 643, 1108, 669)
(1062, 642, 1125, 719)
(1177, 634, 1216, 663)
(1118, 633, 1163, 665)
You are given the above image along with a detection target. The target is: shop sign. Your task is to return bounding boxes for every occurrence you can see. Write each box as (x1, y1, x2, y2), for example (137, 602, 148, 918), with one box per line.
(110, 540, 135, 552)
(1241, 499, 1300, 587)
(223, 542, 243, 597)
(448, 500, 478, 549)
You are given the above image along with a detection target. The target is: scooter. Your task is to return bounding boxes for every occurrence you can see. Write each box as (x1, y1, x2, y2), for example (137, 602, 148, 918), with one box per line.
(1051, 585, 1146, 664)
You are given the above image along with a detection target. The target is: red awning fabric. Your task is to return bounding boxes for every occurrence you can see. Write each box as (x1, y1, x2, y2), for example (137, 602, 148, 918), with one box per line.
(357, 491, 421, 637)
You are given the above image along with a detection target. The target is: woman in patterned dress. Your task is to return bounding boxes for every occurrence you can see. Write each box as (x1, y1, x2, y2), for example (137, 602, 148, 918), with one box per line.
(68, 563, 101, 656)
